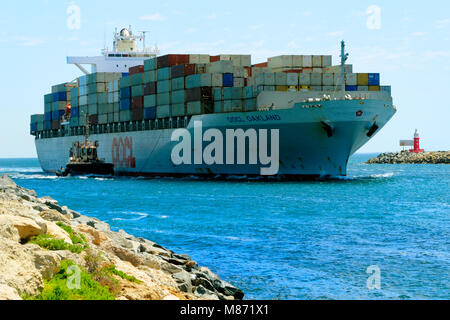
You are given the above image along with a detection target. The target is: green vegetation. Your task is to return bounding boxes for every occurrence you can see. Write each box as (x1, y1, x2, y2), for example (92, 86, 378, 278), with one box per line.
(56, 222, 88, 247)
(101, 264, 142, 284)
(29, 223, 88, 254)
(30, 234, 86, 254)
(28, 260, 115, 300)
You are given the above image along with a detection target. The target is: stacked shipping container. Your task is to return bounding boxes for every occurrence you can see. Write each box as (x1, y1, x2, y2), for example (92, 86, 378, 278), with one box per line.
(34, 53, 391, 135)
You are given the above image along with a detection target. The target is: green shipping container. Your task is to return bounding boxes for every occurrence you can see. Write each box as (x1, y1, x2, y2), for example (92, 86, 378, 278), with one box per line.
(130, 73, 144, 87)
(120, 110, 131, 122)
(171, 103, 186, 117)
(131, 85, 144, 98)
(157, 93, 171, 106)
(187, 101, 212, 115)
(144, 71, 156, 83)
(171, 77, 185, 91)
(88, 104, 98, 115)
(171, 90, 186, 104)
(156, 105, 171, 119)
(120, 76, 131, 89)
(144, 95, 157, 108)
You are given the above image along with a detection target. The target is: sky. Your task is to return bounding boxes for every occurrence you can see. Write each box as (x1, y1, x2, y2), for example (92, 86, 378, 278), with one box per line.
(0, 0, 449, 158)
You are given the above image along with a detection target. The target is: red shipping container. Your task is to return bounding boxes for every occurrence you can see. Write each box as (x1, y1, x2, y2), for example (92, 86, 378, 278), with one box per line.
(283, 69, 303, 74)
(131, 106, 143, 121)
(131, 96, 144, 109)
(157, 54, 190, 68)
(51, 120, 60, 130)
(253, 62, 268, 68)
(129, 65, 144, 75)
(210, 55, 220, 63)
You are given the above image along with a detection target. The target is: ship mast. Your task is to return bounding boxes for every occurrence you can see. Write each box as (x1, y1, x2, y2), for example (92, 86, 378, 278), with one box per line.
(340, 40, 349, 98)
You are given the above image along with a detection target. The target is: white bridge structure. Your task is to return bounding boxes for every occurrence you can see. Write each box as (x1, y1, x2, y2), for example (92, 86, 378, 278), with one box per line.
(67, 27, 159, 74)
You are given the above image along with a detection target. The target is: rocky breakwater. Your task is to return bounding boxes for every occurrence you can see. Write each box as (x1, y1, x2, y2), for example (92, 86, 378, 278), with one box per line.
(367, 151, 450, 164)
(0, 174, 243, 301)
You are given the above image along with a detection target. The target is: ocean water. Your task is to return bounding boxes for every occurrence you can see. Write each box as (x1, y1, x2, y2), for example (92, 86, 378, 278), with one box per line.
(1, 155, 449, 300)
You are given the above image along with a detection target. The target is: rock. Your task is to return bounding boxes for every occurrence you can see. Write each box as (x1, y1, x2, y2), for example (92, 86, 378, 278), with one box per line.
(75, 225, 108, 246)
(142, 253, 162, 270)
(39, 210, 71, 225)
(173, 271, 193, 293)
(0, 284, 22, 300)
(0, 215, 44, 241)
(0, 174, 17, 189)
(0, 220, 21, 243)
(109, 245, 143, 267)
(194, 285, 219, 300)
(161, 261, 183, 274)
(45, 222, 72, 244)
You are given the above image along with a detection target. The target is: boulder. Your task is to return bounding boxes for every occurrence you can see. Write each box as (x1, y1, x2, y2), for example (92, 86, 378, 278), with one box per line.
(0, 215, 44, 241)
(45, 222, 72, 244)
(39, 210, 71, 225)
(0, 284, 22, 300)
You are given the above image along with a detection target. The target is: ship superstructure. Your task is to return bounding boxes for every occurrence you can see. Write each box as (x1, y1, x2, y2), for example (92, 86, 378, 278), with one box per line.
(30, 29, 396, 179)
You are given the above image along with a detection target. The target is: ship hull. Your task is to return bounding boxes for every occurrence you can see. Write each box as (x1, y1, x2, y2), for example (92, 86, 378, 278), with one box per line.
(35, 99, 396, 179)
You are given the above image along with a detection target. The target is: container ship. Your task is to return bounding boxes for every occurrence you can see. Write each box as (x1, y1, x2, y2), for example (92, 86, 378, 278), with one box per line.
(30, 27, 396, 178)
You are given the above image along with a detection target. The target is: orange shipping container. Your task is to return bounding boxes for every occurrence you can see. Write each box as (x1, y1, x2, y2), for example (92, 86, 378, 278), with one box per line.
(357, 73, 369, 86)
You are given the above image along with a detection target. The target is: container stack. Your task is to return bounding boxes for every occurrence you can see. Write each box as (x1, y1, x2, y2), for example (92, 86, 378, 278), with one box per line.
(34, 52, 391, 137)
(72, 73, 122, 127)
(30, 114, 44, 134)
(47, 83, 74, 130)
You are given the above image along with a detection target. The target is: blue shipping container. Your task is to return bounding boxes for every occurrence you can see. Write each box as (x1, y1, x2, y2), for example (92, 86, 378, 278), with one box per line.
(144, 107, 156, 120)
(223, 73, 234, 87)
(368, 73, 380, 86)
(44, 112, 52, 121)
(44, 121, 51, 130)
(71, 107, 80, 117)
(120, 87, 131, 99)
(157, 67, 171, 81)
(122, 73, 129, 77)
(52, 92, 67, 102)
(52, 110, 65, 120)
(120, 99, 131, 110)
(345, 85, 358, 91)
(30, 123, 37, 132)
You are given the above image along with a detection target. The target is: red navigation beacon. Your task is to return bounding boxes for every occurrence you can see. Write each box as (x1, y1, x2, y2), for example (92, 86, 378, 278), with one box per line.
(410, 129, 424, 153)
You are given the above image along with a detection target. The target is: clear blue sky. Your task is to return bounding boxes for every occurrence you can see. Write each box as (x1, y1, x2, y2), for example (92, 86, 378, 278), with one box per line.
(0, 0, 449, 158)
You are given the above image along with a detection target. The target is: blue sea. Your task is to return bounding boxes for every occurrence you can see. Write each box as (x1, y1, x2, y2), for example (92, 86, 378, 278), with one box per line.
(1, 155, 449, 300)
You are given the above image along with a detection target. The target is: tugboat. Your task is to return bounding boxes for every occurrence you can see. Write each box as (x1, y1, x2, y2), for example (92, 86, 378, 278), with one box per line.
(56, 115, 115, 177)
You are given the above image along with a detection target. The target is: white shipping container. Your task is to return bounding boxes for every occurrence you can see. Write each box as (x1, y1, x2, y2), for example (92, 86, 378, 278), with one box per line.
(346, 73, 357, 86)
(230, 55, 242, 67)
(252, 67, 269, 74)
(310, 73, 322, 86)
(234, 78, 245, 87)
(299, 73, 311, 86)
(233, 66, 244, 78)
(322, 56, 332, 67)
(199, 54, 210, 64)
(263, 73, 275, 86)
(210, 60, 233, 74)
(275, 73, 287, 86)
(334, 73, 344, 85)
(79, 96, 88, 106)
(286, 73, 299, 86)
(312, 68, 323, 73)
(241, 55, 251, 67)
(212, 73, 223, 87)
(254, 73, 265, 86)
(310, 86, 323, 91)
(189, 54, 200, 64)
(292, 55, 302, 67)
(219, 55, 231, 61)
(302, 55, 313, 67)
(322, 73, 334, 86)
(322, 86, 335, 92)
(268, 55, 293, 69)
(312, 55, 322, 67)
